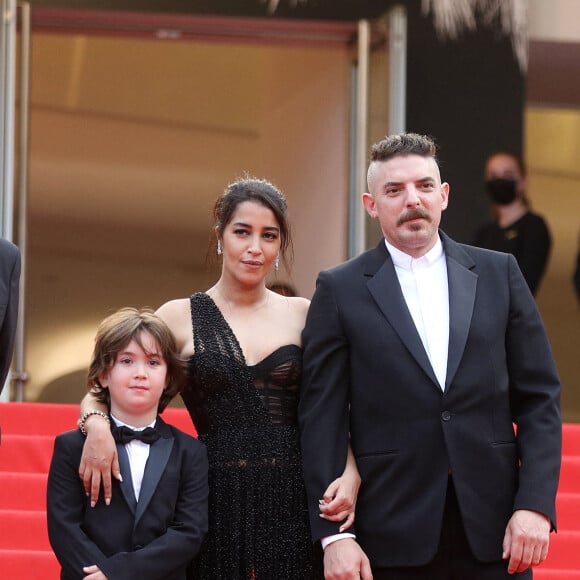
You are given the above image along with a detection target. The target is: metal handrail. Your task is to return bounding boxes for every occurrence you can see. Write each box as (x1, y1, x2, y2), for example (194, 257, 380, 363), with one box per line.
(13, 1, 30, 401)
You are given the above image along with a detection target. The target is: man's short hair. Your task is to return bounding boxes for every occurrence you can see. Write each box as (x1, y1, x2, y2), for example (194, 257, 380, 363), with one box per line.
(370, 133, 438, 163)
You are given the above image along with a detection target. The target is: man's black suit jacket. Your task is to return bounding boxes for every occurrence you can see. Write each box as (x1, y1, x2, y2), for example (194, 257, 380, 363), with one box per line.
(299, 232, 561, 568)
(0, 238, 20, 393)
(47, 416, 208, 580)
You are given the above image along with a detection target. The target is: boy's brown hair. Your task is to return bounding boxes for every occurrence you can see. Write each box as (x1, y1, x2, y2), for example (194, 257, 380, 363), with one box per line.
(87, 307, 186, 413)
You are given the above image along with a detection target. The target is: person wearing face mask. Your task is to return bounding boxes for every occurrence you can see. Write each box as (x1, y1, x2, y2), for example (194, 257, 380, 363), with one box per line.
(474, 151, 551, 296)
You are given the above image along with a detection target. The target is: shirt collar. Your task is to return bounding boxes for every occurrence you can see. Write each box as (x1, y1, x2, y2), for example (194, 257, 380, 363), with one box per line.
(110, 413, 156, 431)
(384, 235, 444, 271)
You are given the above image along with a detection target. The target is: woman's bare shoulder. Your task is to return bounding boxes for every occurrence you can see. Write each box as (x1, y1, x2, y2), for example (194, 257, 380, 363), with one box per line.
(155, 298, 192, 329)
(156, 297, 189, 316)
(271, 294, 310, 326)
(287, 295, 310, 316)
(156, 298, 194, 354)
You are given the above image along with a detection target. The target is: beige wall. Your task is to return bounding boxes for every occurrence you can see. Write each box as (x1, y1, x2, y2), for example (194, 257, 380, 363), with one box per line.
(22, 34, 351, 402)
(527, 0, 580, 422)
(525, 108, 580, 422)
(529, 0, 580, 43)
(258, 45, 351, 297)
(17, 18, 580, 422)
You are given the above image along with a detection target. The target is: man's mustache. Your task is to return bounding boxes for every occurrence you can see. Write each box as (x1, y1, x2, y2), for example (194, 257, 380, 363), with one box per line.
(397, 207, 431, 226)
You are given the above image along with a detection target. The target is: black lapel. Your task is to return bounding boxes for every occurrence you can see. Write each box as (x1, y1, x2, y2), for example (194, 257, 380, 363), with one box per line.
(440, 232, 477, 390)
(117, 444, 137, 515)
(365, 241, 440, 388)
(134, 417, 174, 525)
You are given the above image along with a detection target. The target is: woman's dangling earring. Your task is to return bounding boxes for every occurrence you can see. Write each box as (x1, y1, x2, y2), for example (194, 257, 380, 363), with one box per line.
(274, 255, 280, 272)
(217, 240, 222, 256)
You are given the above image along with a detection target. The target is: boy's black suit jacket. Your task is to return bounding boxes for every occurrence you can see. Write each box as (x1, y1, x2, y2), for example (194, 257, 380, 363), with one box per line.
(47, 416, 208, 580)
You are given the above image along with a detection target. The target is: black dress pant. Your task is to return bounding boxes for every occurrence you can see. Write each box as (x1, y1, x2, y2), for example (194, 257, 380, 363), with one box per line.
(372, 478, 533, 580)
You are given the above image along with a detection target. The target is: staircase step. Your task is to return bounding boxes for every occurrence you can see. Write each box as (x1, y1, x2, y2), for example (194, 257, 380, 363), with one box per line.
(556, 492, 580, 531)
(535, 569, 580, 579)
(559, 456, 580, 494)
(562, 423, 580, 456)
(545, 530, 580, 570)
(0, 472, 48, 510)
(0, 434, 56, 473)
(0, 401, 196, 436)
(0, 402, 79, 436)
(0, 402, 578, 576)
(0, 549, 60, 580)
(0, 509, 51, 550)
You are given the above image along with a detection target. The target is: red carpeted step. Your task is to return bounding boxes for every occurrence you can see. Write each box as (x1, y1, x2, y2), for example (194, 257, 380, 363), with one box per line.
(161, 407, 197, 436)
(562, 423, 580, 456)
(556, 492, 580, 531)
(0, 402, 79, 436)
(544, 530, 580, 569)
(0, 471, 47, 510)
(0, 402, 577, 576)
(0, 401, 197, 437)
(0, 434, 56, 472)
(0, 549, 60, 580)
(0, 509, 51, 550)
(558, 456, 580, 494)
(536, 569, 580, 580)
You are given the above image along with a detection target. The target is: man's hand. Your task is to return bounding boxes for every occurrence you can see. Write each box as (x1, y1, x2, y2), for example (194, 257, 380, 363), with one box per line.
(502, 509, 551, 574)
(78, 415, 120, 507)
(324, 538, 373, 580)
(83, 565, 108, 580)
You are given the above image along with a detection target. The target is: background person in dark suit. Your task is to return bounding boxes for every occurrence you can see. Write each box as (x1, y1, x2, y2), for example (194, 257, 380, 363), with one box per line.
(0, 238, 20, 396)
(299, 133, 561, 579)
(47, 308, 208, 580)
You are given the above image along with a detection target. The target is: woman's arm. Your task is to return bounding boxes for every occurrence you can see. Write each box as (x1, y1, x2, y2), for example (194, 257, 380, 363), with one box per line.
(319, 443, 361, 531)
(78, 392, 120, 507)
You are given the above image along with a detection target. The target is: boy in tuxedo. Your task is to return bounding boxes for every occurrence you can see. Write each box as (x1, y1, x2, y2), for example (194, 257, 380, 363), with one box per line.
(47, 308, 208, 580)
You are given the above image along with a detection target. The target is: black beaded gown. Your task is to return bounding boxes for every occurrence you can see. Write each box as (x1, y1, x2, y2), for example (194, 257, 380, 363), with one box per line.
(182, 293, 321, 579)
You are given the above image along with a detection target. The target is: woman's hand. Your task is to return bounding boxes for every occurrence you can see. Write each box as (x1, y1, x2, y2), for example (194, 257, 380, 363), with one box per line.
(83, 564, 108, 580)
(78, 415, 120, 507)
(319, 446, 361, 532)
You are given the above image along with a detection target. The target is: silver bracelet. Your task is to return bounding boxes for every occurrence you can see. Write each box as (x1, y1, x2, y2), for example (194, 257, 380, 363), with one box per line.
(78, 409, 110, 436)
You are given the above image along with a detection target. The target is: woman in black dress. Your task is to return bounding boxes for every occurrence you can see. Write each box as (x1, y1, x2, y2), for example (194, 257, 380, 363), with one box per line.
(79, 177, 361, 579)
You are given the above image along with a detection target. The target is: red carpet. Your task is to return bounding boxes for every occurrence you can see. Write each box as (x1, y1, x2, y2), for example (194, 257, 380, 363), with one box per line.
(0, 402, 195, 579)
(0, 402, 578, 579)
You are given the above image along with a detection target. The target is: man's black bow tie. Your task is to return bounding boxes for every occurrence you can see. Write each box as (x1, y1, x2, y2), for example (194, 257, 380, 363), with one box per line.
(113, 425, 161, 445)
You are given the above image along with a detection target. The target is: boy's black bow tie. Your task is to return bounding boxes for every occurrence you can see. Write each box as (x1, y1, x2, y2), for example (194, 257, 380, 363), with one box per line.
(113, 425, 160, 445)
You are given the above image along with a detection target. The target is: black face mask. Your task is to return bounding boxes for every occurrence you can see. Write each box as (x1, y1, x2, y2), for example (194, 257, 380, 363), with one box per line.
(485, 178, 518, 205)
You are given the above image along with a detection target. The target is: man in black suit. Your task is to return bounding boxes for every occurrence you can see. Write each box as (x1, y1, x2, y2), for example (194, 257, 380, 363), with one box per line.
(0, 238, 20, 396)
(299, 133, 561, 579)
(47, 308, 208, 580)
